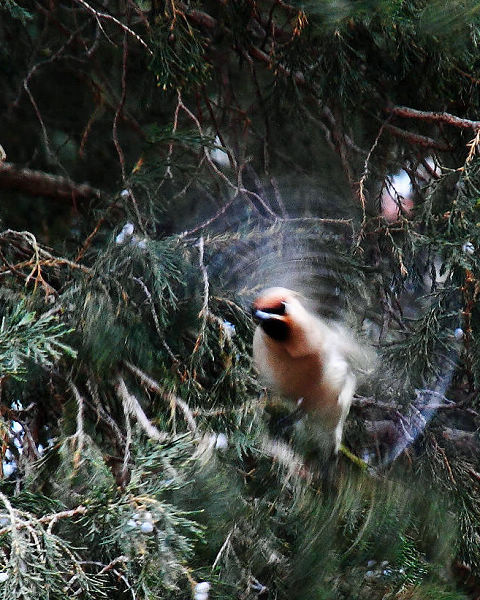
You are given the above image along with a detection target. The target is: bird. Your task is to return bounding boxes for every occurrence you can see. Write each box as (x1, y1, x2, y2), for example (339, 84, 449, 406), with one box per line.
(252, 287, 369, 454)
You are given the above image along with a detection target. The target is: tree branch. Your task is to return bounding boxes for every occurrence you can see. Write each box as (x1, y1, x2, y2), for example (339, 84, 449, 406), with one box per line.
(384, 123, 451, 151)
(389, 105, 480, 131)
(0, 162, 101, 203)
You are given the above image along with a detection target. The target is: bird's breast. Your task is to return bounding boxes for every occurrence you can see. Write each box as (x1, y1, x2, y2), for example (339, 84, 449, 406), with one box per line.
(253, 328, 341, 418)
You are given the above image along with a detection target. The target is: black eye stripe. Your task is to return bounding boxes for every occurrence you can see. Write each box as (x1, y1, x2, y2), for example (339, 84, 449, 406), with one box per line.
(261, 318, 289, 341)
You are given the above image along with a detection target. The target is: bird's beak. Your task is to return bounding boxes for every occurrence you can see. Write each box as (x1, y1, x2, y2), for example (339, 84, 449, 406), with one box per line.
(252, 309, 281, 322)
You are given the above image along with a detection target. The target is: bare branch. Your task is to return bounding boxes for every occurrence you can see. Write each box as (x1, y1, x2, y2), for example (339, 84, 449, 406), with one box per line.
(68, 381, 87, 471)
(73, 0, 153, 55)
(357, 120, 390, 229)
(113, 34, 128, 182)
(0, 162, 101, 203)
(0, 503, 88, 537)
(384, 124, 451, 151)
(389, 105, 480, 131)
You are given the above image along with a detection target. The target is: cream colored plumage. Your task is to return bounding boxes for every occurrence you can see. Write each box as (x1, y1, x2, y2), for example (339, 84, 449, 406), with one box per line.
(252, 287, 364, 453)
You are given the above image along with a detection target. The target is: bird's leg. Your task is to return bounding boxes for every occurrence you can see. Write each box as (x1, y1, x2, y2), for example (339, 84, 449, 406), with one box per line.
(335, 374, 369, 470)
(339, 443, 369, 470)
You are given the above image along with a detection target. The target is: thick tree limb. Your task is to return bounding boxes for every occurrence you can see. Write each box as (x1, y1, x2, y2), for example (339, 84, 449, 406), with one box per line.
(0, 162, 101, 202)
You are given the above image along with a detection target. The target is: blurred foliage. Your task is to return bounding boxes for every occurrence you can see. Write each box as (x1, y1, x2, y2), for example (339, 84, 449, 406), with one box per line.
(0, 0, 480, 599)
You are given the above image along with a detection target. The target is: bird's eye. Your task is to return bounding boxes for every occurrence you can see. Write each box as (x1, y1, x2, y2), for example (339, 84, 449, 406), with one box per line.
(259, 302, 287, 316)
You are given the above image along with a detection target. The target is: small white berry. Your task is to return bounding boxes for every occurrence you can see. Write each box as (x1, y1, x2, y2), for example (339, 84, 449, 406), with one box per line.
(140, 521, 154, 534)
(222, 320, 235, 336)
(215, 433, 228, 451)
(210, 136, 230, 167)
(115, 232, 126, 245)
(0, 572, 8, 583)
(454, 328, 464, 341)
(122, 222, 134, 236)
(194, 593, 209, 600)
(194, 582, 211, 594)
(126, 519, 137, 528)
(3, 463, 15, 477)
(462, 242, 475, 255)
(120, 189, 130, 199)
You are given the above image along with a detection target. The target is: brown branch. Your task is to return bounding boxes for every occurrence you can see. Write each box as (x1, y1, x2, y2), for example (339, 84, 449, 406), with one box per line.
(389, 105, 480, 131)
(467, 467, 480, 484)
(0, 162, 101, 203)
(113, 34, 128, 182)
(178, 2, 306, 86)
(185, 6, 217, 29)
(248, 45, 305, 85)
(384, 123, 451, 151)
(75, 210, 111, 263)
(0, 505, 88, 536)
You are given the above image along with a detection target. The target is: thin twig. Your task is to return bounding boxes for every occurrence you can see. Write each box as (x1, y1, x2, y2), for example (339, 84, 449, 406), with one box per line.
(357, 119, 389, 229)
(68, 380, 86, 471)
(193, 236, 209, 354)
(122, 393, 132, 482)
(113, 33, 128, 182)
(73, 0, 153, 55)
(176, 91, 279, 219)
(87, 378, 125, 447)
(212, 527, 234, 570)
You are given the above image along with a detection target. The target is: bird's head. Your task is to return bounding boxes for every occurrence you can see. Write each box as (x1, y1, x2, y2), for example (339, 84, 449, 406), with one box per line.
(252, 288, 314, 354)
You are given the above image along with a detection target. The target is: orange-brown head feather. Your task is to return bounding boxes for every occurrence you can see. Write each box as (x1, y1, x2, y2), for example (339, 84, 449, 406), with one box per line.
(252, 287, 300, 312)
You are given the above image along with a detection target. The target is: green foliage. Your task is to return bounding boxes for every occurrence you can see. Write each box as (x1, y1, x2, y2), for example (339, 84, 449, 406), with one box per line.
(1, 0, 31, 23)
(0, 302, 76, 380)
(0, 491, 105, 600)
(149, 16, 210, 90)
